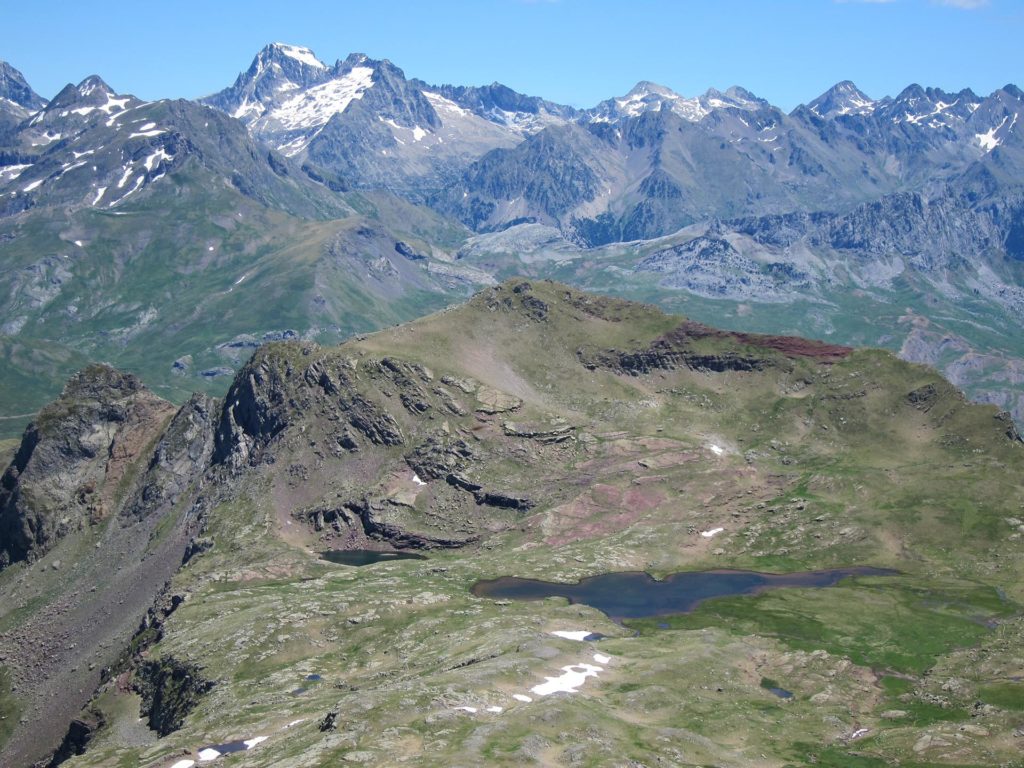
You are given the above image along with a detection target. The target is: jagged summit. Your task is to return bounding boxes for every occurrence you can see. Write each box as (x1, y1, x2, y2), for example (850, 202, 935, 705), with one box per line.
(44, 75, 126, 111)
(0, 60, 46, 115)
(265, 41, 327, 69)
(590, 82, 767, 124)
(702, 85, 765, 109)
(807, 80, 876, 118)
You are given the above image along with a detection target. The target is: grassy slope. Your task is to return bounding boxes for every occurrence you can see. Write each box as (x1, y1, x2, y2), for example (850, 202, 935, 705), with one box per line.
(462, 241, 1024, 430)
(0, 174, 471, 439)
(56, 281, 1024, 767)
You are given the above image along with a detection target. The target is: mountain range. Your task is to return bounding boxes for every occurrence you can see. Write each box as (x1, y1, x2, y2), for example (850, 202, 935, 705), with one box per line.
(1, 42, 1024, 768)
(1, 43, 1022, 432)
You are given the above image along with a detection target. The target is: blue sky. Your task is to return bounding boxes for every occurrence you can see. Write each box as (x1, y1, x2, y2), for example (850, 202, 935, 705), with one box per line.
(3, 0, 1021, 109)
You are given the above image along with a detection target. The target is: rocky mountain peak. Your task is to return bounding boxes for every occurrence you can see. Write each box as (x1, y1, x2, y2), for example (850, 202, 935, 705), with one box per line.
(340, 52, 372, 68)
(894, 83, 928, 104)
(1002, 84, 1024, 101)
(76, 75, 113, 99)
(807, 80, 876, 118)
(0, 60, 46, 114)
(203, 42, 336, 122)
(884, 83, 984, 127)
(590, 80, 706, 123)
(626, 80, 680, 100)
(263, 42, 327, 70)
(701, 86, 765, 111)
(59, 363, 146, 402)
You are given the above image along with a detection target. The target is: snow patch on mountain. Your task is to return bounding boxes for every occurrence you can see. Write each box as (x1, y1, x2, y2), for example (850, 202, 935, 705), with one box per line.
(262, 66, 374, 132)
(0, 164, 31, 182)
(271, 43, 326, 70)
(976, 113, 1016, 151)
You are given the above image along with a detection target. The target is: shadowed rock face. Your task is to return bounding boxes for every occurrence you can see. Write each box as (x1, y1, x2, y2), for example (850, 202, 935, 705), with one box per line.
(0, 365, 176, 569)
(0, 365, 215, 768)
(120, 393, 217, 522)
(134, 657, 216, 737)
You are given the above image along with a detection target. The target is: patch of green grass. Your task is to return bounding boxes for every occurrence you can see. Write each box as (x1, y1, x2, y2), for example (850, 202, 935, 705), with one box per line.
(978, 682, 1024, 711)
(627, 580, 1015, 676)
(878, 676, 970, 725)
(0, 666, 20, 750)
(788, 743, 996, 768)
(787, 744, 890, 768)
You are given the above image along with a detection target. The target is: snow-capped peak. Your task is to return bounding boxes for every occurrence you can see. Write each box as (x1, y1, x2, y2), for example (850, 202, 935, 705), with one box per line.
(888, 84, 980, 128)
(807, 80, 877, 118)
(591, 81, 708, 123)
(700, 86, 765, 112)
(588, 81, 770, 124)
(76, 75, 113, 99)
(625, 81, 681, 101)
(267, 42, 326, 70)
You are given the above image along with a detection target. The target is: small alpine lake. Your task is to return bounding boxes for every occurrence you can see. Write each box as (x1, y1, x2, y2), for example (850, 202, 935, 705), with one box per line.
(471, 566, 896, 621)
(320, 549, 427, 566)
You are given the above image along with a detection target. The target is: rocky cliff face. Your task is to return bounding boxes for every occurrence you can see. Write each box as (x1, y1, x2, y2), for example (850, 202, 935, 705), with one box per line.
(0, 366, 217, 767)
(0, 365, 176, 568)
(121, 393, 217, 522)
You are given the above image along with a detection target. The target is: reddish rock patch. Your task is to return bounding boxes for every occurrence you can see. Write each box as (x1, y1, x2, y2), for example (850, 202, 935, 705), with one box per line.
(669, 321, 853, 362)
(546, 483, 667, 546)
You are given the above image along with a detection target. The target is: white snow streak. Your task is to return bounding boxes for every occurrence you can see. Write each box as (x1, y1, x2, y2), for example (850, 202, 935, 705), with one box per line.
(977, 115, 1009, 151)
(550, 630, 597, 642)
(267, 67, 374, 131)
(274, 43, 326, 69)
(0, 164, 31, 182)
(143, 147, 173, 171)
(530, 663, 603, 696)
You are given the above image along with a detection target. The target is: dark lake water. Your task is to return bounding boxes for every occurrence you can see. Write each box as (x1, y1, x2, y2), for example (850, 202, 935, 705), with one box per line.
(200, 739, 249, 755)
(471, 567, 895, 621)
(321, 549, 426, 566)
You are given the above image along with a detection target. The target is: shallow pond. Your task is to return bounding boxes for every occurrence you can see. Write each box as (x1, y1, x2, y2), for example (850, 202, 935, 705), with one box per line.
(472, 567, 895, 621)
(321, 549, 426, 566)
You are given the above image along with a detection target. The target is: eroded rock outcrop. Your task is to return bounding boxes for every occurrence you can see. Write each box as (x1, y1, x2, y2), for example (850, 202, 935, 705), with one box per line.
(0, 365, 176, 569)
(579, 320, 852, 377)
(134, 657, 215, 736)
(121, 394, 217, 521)
(214, 346, 306, 468)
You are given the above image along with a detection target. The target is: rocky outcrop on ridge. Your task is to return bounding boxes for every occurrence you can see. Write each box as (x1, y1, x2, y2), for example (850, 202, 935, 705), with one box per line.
(0, 365, 176, 568)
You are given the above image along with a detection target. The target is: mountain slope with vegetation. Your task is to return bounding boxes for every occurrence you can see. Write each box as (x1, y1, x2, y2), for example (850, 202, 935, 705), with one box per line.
(1, 281, 1021, 767)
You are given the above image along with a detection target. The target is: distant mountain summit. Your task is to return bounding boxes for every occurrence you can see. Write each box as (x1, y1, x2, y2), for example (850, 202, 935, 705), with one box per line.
(203, 44, 579, 197)
(0, 61, 46, 115)
(806, 80, 876, 118)
(203, 42, 331, 122)
(588, 82, 766, 123)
